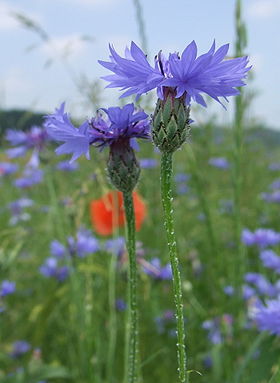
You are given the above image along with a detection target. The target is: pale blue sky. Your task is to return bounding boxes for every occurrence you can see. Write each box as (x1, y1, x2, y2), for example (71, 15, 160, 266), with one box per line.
(0, 0, 279, 128)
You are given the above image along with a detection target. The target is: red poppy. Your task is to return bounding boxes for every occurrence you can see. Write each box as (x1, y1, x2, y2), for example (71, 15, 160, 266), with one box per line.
(90, 190, 146, 236)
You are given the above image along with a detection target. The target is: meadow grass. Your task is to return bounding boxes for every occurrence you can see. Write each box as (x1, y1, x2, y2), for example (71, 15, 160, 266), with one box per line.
(1, 123, 280, 383)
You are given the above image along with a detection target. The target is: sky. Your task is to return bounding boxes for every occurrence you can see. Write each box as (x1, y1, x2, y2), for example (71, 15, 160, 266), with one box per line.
(0, 0, 279, 129)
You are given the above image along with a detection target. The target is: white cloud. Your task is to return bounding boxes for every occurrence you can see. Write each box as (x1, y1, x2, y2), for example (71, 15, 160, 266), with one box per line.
(248, 0, 280, 19)
(0, 68, 36, 108)
(41, 35, 87, 60)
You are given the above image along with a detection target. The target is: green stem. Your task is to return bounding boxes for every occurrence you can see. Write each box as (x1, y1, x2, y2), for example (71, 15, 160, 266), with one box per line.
(123, 191, 138, 383)
(161, 151, 187, 383)
(107, 192, 120, 383)
(232, 0, 247, 294)
(106, 250, 118, 382)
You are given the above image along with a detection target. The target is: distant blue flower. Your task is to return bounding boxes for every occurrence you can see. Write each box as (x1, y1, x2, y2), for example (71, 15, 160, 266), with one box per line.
(6, 127, 48, 159)
(0, 280, 16, 297)
(174, 173, 190, 183)
(50, 240, 66, 258)
(51, 228, 99, 259)
(243, 284, 256, 300)
(0, 162, 18, 176)
(174, 172, 190, 194)
(67, 228, 100, 257)
(176, 184, 189, 195)
(105, 237, 126, 257)
(8, 198, 34, 226)
(208, 157, 230, 169)
(99, 40, 251, 107)
(242, 228, 280, 248)
(141, 257, 172, 280)
(223, 285, 234, 296)
(268, 162, 280, 171)
(245, 273, 277, 297)
(45, 102, 150, 162)
(260, 250, 280, 274)
(14, 168, 43, 189)
(261, 191, 280, 203)
(202, 319, 223, 345)
(139, 158, 158, 169)
(56, 160, 79, 171)
(39, 257, 69, 282)
(270, 179, 280, 190)
(219, 199, 234, 215)
(155, 310, 176, 336)
(115, 298, 127, 311)
(251, 298, 280, 336)
(203, 355, 213, 369)
(10, 341, 31, 358)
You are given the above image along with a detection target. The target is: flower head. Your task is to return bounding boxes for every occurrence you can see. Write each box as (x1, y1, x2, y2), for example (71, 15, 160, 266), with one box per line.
(45, 102, 150, 163)
(260, 250, 280, 274)
(251, 298, 280, 336)
(39, 257, 69, 282)
(99, 40, 251, 107)
(90, 190, 146, 236)
(242, 228, 280, 248)
(0, 280, 16, 297)
(208, 157, 230, 169)
(140, 257, 172, 280)
(98, 42, 164, 99)
(10, 340, 31, 358)
(0, 162, 18, 176)
(6, 126, 48, 159)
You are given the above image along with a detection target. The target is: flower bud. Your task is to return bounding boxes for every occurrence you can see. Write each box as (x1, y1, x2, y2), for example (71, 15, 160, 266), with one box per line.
(152, 87, 191, 153)
(107, 139, 140, 193)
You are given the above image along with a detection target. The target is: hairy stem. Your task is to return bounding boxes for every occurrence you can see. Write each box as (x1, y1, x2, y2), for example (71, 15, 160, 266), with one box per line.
(161, 151, 187, 383)
(123, 191, 138, 383)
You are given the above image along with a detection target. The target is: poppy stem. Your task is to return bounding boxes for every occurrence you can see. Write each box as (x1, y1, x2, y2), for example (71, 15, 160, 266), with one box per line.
(160, 151, 187, 382)
(123, 191, 138, 383)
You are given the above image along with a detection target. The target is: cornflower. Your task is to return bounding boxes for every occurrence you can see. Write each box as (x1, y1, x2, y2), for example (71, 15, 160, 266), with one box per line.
(99, 39, 251, 382)
(45, 102, 151, 383)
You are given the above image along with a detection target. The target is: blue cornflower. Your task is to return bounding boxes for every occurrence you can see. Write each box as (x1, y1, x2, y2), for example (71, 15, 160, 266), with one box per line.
(115, 298, 127, 311)
(242, 228, 280, 248)
(223, 285, 235, 296)
(105, 237, 126, 257)
(45, 102, 150, 163)
(202, 319, 223, 345)
(50, 228, 99, 259)
(7, 198, 34, 226)
(10, 340, 31, 358)
(139, 158, 158, 169)
(67, 228, 100, 257)
(208, 157, 230, 169)
(0, 280, 16, 297)
(140, 257, 172, 280)
(270, 179, 280, 190)
(6, 126, 48, 156)
(260, 250, 280, 274)
(56, 160, 79, 172)
(50, 240, 66, 258)
(39, 257, 69, 282)
(268, 162, 280, 171)
(245, 273, 277, 297)
(261, 191, 280, 204)
(251, 298, 280, 336)
(99, 40, 251, 107)
(14, 167, 43, 189)
(0, 162, 18, 176)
